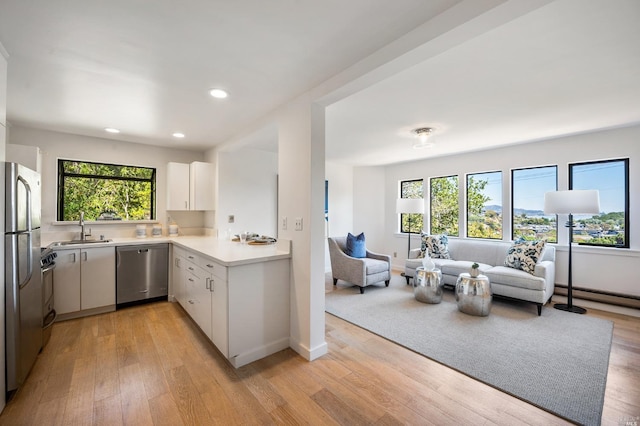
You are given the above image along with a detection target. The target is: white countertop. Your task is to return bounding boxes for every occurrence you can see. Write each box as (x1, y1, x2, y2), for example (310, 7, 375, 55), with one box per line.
(44, 235, 291, 267)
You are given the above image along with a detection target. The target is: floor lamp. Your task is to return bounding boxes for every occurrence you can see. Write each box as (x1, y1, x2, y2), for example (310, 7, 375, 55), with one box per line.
(544, 189, 600, 314)
(396, 198, 425, 258)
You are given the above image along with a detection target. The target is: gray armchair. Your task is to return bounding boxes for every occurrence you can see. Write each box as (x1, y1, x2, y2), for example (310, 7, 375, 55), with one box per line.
(327, 236, 391, 294)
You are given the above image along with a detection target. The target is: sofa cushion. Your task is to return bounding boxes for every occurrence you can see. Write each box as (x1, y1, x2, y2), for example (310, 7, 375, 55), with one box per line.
(346, 232, 366, 258)
(504, 240, 546, 274)
(406, 257, 455, 271)
(485, 266, 546, 291)
(440, 261, 492, 277)
(419, 233, 451, 259)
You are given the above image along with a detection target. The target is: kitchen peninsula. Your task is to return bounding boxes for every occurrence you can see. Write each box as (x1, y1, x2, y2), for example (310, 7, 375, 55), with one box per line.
(46, 235, 292, 368)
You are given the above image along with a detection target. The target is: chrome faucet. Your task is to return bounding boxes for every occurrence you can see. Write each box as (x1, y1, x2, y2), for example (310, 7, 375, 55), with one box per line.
(79, 211, 91, 241)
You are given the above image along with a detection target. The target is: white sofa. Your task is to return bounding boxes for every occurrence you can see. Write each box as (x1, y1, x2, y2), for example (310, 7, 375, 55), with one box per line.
(404, 238, 555, 316)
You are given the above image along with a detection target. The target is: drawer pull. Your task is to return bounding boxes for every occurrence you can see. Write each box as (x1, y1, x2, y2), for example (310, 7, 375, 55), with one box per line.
(206, 264, 214, 268)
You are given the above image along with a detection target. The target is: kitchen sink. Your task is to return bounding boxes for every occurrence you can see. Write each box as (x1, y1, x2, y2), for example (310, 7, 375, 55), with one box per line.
(49, 239, 113, 247)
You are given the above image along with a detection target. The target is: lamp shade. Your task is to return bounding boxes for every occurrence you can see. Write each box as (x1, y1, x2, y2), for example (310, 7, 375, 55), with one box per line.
(544, 190, 600, 215)
(396, 198, 425, 214)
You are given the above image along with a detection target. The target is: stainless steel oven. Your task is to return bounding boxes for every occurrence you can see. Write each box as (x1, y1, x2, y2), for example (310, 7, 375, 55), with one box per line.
(41, 248, 57, 347)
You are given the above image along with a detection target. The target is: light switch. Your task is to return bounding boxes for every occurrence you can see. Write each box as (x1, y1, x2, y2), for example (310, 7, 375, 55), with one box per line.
(228, 215, 235, 223)
(295, 217, 303, 231)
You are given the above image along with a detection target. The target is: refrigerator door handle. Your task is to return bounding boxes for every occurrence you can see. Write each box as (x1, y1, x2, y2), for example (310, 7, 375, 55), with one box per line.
(17, 175, 33, 232)
(18, 232, 34, 290)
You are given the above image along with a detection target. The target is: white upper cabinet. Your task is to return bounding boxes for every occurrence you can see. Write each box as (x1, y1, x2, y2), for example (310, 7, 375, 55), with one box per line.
(190, 161, 214, 211)
(166, 161, 214, 211)
(166, 162, 190, 210)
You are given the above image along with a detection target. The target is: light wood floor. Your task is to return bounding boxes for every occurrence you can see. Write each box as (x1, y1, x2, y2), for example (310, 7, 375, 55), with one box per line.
(1, 279, 638, 425)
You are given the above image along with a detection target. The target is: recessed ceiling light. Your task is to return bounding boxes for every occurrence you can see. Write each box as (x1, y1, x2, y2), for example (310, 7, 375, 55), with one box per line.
(172, 132, 185, 138)
(209, 88, 228, 99)
(104, 127, 120, 134)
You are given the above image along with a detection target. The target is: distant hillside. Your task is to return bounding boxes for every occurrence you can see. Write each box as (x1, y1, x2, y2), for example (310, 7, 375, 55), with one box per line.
(483, 205, 546, 216)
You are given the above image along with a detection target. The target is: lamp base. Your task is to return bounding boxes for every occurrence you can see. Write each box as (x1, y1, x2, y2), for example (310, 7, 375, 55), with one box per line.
(554, 303, 587, 314)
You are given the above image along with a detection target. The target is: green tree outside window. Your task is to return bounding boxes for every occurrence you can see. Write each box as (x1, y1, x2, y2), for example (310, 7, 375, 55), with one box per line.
(58, 160, 156, 221)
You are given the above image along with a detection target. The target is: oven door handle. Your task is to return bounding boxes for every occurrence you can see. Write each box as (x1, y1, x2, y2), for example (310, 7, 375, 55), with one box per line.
(41, 264, 56, 274)
(43, 309, 57, 329)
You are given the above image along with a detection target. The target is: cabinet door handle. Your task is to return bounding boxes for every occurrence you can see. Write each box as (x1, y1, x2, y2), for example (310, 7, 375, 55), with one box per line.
(206, 264, 214, 269)
(139, 290, 149, 293)
(188, 278, 194, 283)
(83, 252, 88, 261)
(70, 253, 76, 263)
(210, 278, 214, 293)
(188, 266, 194, 271)
(188, 255, 194, 260)
(205, 277, 210, 290)
(188, 300, 195, 304)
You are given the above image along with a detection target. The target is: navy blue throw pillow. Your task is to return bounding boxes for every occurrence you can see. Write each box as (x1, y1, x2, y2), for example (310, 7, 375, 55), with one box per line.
(346, 232, 366, 258)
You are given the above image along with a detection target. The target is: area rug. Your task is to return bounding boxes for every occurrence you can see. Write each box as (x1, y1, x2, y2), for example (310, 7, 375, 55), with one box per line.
(325, 275, 613, 426)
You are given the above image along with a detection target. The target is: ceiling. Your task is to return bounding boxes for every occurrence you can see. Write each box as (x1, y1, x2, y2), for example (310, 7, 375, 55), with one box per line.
(1, 1, 639, 166)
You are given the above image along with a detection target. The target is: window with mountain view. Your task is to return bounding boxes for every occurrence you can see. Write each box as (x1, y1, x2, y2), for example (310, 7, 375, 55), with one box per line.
(466, 171, 502, 239)
(511, 166, 557, 242)
(57, 159, 156, 222)
(399, 179, 424, 233)
(570, 158, 628, 248)
(430, 175, 459, 236)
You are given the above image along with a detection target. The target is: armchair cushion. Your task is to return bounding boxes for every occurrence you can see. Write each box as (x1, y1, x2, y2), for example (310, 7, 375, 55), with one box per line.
(346, 232, 366, 258)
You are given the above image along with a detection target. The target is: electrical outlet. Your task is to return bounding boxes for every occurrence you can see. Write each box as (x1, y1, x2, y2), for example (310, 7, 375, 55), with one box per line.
(393, 252, 397, 258)
(282, 216, 287, 230)
(228, 215, 235, 223)
(295, 217, 303, 231)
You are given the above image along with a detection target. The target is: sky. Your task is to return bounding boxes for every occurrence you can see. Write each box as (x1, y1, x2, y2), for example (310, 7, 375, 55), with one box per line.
(475, 161, 625, 214)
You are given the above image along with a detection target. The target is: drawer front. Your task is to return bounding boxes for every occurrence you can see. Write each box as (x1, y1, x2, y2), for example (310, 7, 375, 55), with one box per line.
(183, 258, 204, 280)
(197, 257, 227, 281)
(183, 250, 227, 281)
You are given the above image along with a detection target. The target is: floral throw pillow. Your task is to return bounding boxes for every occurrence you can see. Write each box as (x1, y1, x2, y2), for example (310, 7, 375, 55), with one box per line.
(419, 233, 451, 259)
(504, 240, 546, 274)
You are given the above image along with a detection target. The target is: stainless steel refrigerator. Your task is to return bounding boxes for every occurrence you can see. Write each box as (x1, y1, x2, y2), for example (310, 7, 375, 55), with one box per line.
(4, 162, 42, 395)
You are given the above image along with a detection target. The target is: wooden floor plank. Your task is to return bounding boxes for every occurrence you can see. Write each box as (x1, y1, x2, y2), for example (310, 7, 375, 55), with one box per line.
(0, 295, 636, 426)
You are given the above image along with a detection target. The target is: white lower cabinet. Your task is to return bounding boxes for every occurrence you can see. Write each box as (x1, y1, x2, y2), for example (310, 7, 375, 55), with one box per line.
(172, 247, 289, 368)
(171, 246, 187, 306)
(54, 246, 116, 317)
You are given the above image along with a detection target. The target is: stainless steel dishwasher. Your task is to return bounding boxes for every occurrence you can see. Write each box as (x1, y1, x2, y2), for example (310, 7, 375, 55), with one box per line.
(116, 244, 169, 307)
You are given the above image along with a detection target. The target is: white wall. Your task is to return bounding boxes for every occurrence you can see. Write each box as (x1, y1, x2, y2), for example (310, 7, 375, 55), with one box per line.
(8, 126, 206, 242)
(325, 162, 354, 271)
(216, 147, 278, 238)
(366, 124, 640, 297)
(353, 166, 386, 254)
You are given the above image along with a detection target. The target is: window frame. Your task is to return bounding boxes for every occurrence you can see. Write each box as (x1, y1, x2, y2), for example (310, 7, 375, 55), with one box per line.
(57, 159, 157, 222)
(466, 170, 503, 240)
(511, 165, 558, 243)
(429, 175, 459, 237)
(569, 158, 629, 248)
(399, 178, 424, 234)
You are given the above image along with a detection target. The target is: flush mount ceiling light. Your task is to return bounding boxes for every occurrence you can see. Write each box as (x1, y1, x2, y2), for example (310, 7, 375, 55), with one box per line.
(104, 127, 120, 134)
(209, 88, 228, 99)
(172, 132, 185, 138)
(412, 127, 435, 149)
